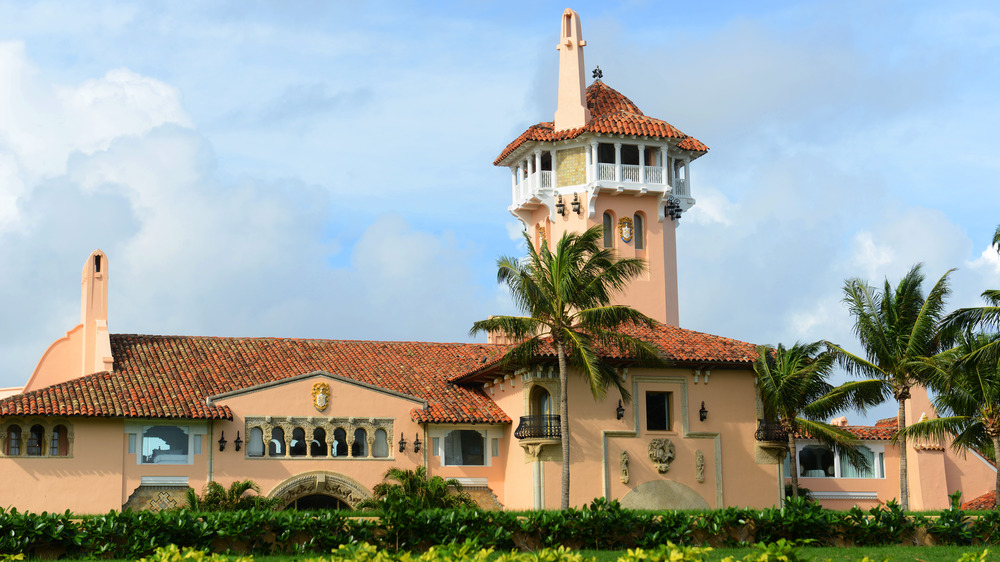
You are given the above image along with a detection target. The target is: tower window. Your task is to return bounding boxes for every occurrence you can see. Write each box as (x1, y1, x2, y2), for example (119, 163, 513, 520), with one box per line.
(646, 392, 672, 431)
(603, 212, 614, 248)
(94, 255, 101, 273)
(634, 213, 645, 250)
(620, 144, 639, 166)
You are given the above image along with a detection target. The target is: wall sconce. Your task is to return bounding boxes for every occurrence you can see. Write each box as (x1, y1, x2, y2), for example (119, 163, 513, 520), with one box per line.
(616, 399, 625, 420)
(413, 434, 422, 453)
(699, 401, 708, 422)
(665, 195, 682, 221)
(571, 193, 581, 215)
(233, 431, 242, 452)
(398, 434, 407, 453)
(555, 195, 566, 216)
(218, 431, 227, 452)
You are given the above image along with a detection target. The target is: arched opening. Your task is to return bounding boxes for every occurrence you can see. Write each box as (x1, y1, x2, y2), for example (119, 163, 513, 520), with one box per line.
(290, 427, 307, 457)
(248, 427, 265, 457)
(5, 425, 21, 456)
(50, 424, 69, 456)
(332, 428, 347, 457)
(603, 212, 614, 248)
(633, 213, 645, 250)
(311, 428, 328, 457)
(530, 386, 552, 416)
(352, 428, 368, 458)
(27, 424, 45, 456)
(268, 471, 371, 510)
(286, 494, 351, 510)
(269, 427, 285, 457)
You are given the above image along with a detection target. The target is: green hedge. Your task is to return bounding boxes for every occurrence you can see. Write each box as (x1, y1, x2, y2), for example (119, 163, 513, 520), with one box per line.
(2, 498, 1000, 558)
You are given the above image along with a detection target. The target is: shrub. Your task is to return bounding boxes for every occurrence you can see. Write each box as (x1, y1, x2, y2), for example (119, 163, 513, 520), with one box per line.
(185, 480, 279, 512)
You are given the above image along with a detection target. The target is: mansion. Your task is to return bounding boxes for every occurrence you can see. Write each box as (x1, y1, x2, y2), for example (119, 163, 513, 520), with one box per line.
(0, 9, 994, 514)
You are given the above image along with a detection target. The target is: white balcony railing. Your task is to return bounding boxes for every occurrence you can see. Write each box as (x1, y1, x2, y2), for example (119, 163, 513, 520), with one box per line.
(539, 170, 552, 188)
(598, 163, 616, 181)
(646, 167, 663, 184)
(621, 164, 640, 183)
(673, 178, 688, 196)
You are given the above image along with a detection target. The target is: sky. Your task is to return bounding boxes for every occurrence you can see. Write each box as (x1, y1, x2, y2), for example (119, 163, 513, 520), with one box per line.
(0, 1, 997, 424)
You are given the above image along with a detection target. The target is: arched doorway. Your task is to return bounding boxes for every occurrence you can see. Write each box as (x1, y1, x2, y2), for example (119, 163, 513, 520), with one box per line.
(530, 385, 552, 416)
(268, 471, 371, 510)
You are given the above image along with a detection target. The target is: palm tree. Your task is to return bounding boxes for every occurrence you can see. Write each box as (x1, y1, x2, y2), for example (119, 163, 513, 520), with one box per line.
(753, 341, 883, 499)
(357, 466, 477, 510)
(898, 331, 1000, 507)
(829, 264, 953, 510)
(471, 225, 662, 509)
(940, 224, 1000, 365)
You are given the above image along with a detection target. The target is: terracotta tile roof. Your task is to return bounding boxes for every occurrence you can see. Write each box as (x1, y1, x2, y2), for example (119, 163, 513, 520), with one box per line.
(962, 490, 997, 510)
(452, 323, 759, 383)
(495, 80, 707, 165)
(842, 423, 896, 440)
(0, 335, 513, 424)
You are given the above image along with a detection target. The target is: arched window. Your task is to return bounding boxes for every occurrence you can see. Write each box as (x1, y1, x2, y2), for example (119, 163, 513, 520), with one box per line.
(633, 213, 645, 250)
(27, 425, 44, 456)
(332, 428, 348, 457)
(311, 428, 328, 457)
(269, 427, 285, 457)
(352, 428, 368, 458)
(530, 386, 552, 416)
(5, 425, 21, 456)
(290, 427, 307, 457)
(603, 212, 614, 248)
(50, 424, 69, 456)
(248, 427, 265, 457)
(372, 429, 388, 458)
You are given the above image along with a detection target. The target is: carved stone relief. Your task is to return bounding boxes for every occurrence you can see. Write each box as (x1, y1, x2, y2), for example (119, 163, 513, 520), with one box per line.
(695, 449, 705, 483)
(647, 438, 676, 473)
(619, 450, 630, 484)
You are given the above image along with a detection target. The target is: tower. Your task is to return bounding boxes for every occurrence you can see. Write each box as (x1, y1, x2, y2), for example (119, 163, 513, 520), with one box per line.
(495, 9, 707, 326)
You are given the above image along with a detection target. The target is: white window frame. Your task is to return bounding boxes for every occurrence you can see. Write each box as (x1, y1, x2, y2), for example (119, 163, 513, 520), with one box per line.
(125, 421, 207, 466)
(429, 426, 499, 467)
(785, 441, 886, 479)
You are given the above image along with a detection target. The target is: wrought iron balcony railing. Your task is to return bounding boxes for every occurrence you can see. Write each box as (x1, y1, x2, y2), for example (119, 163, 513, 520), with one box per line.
(754, 419, 788, 442)
(514, 415, 561, 440)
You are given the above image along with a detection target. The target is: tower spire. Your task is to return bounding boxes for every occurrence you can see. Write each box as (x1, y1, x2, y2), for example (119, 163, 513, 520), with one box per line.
(553, 8, 591, 131)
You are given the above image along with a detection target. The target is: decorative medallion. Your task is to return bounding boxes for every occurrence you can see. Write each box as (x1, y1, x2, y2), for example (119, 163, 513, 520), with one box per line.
(647, 438, 676, 473)
(618, 217, 633, 243)
(311, 382, 331, 412)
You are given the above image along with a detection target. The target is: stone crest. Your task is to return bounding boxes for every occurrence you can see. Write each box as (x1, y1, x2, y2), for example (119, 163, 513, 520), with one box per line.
(618, 217, 633, 243)
(647, 438, 676, 473)
(311, 382, 331, 412)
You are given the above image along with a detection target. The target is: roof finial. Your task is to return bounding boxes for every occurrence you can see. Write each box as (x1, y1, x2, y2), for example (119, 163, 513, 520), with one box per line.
(592, 66, 602, 80)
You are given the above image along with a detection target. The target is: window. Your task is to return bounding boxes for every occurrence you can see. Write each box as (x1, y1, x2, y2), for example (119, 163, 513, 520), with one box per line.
(49, 424, 68, 456)
(633, 213, 645, 250)
(27, 425, 44, 456)
(352, 428, 368, 458)
(290, 427, 307, 457)
(603, 212, 614, 248)
(372, 429, 388, 458)
(332, 428, 348, 457)
(839, 446, 876, 478)
(798, 445, 834, 477)
(248, 427, 265, 457)
(5, 425, 21, 456)
(645, 392, 671, 431)
(443, 429, 485, 466)
(141, 425, 190, 464)
(269, 427, 285, 457)
(311, 428, 328, 457)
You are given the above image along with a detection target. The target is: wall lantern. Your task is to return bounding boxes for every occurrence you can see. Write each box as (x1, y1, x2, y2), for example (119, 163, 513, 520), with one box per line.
(555, 195, 566, 216)
(218, 431, 227, 452)
(233, 431, 242, 452)
(616, 399, 625, 420)
(413, 434, 422, 453)
(699, 401, 708, 422)
(571, 193, 581, 215)
(665, 195, 683, 221)
(398, 434, 407, 453)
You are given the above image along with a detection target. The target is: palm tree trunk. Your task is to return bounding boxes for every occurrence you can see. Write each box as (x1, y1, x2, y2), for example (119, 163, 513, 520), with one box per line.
(898, 398, 908, 511)
(557, 341, 570, 510)
(994, 435, 1000, 508)
(787, 432, 798, 499)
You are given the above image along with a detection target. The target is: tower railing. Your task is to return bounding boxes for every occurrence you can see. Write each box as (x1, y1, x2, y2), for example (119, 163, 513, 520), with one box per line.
(621, 164, 640, 183)
(514, 415, 561, 439)
(598, 163, 616, 181)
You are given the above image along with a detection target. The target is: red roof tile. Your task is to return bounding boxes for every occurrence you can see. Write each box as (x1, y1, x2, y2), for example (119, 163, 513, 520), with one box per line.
(452, 323, 760, 383)
(962, 490, 997, 510)
(0, 335, 512, 424)
(495, 80, 707, 165)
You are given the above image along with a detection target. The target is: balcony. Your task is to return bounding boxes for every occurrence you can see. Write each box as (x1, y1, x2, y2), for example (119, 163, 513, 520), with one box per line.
(754, 419, 788, 443)
(514, 415, 561, 440)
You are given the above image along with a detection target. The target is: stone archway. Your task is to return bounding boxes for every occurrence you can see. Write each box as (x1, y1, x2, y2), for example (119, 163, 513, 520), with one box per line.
(268, 471, 371, 509)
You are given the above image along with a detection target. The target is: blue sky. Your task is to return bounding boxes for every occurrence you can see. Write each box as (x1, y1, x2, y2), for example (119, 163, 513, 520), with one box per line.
(0, 1, 997, 424)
